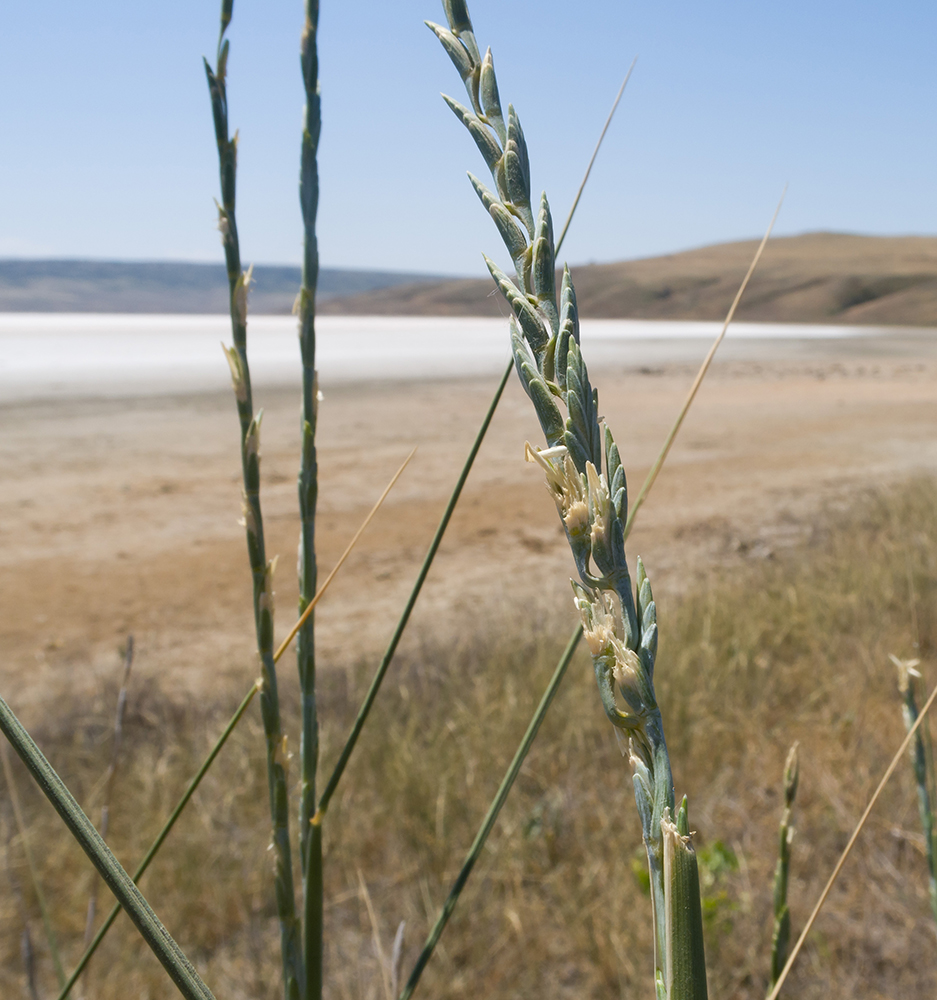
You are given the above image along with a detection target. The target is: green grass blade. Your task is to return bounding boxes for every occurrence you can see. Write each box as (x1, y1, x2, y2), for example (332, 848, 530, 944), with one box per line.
(1, 743, 66, 988)
(0, 696, 215, 1000)
(316, 358, 513, 818)
(663, 801, 708, 1000)
(56, 680, 259, 1000)
(398, 626, 582, 1000)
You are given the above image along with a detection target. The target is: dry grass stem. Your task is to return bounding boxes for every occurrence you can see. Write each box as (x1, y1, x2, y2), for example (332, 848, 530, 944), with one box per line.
(1, 742, 66, 988)
(357, 870, 393, 1000)
(624, 184, 787, 536)
(274, 447, 416, 663)
(554, 57, 636, 254)
(82, 635, 135, 975)
(767, 678, 937, 1000)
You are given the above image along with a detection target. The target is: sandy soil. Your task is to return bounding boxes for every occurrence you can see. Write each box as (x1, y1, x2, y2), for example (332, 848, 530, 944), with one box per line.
(2, 329, 936, 725)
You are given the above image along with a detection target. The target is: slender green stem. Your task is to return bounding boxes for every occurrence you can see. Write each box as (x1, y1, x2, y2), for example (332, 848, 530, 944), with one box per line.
(56, 681, 259, 1000)
(1, 743, 66, 988)
(298, 4, 322, 999)
(316, 359, 512, 819)
(204, 6, 303, 995)
(398, 627, 582, 1000)
(0, 696, 215, 1000)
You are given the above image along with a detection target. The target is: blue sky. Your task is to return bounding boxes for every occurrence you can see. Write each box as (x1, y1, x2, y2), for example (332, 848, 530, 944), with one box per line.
(1, 1, 934, 276)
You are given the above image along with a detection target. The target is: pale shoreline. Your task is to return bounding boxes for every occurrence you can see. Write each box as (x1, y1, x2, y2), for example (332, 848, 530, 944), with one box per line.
(0, 313, 932, 402)
(1, 331, 937, 724)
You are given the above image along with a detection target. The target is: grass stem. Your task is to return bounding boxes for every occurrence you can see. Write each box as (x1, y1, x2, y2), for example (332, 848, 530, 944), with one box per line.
(398, 626, 582, 1000)
(1, 741, 66, 988)
(316, 51, 631, 821)
(81, 635, 134, 982)
(0, 696, 216, 1000)
(767, 743, 799, 996)
(892, 655, 937, 925)
(297, 5, 322, 997)
(624, 186, 786, 538)
(204, 5, 303, 993)
(766, 679, 937, 1000)
(55, 681, 260, 1000)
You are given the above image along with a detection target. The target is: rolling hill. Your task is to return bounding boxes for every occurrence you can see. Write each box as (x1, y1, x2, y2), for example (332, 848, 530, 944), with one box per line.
(319, 233, 937, 327)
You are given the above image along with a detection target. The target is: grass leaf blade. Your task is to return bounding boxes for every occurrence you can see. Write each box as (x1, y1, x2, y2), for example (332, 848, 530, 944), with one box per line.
(0, 696, 216, 1000)
(56, 681, 260, 999)
(317, 359, 513, 817)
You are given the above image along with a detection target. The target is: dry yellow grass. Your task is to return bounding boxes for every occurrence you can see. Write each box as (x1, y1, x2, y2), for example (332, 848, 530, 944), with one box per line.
(2, 478, 936, 999)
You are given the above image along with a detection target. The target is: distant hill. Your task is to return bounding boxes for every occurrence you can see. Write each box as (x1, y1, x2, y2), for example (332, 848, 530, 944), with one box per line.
(4, 235, 935, 325)
(0, 259, 451, 313)
(319, 233, 937, 327)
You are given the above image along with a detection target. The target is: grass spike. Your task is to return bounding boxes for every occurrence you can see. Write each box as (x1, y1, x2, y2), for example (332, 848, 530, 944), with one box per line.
(435, 3, 700, 993)
(204, 5, 303, 994)
(298, 7, 324, 989)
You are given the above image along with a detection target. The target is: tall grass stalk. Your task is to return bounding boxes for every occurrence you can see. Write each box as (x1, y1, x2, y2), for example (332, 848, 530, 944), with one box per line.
(204, 4, 303, 994)
(1, 742, 65, 988)
(892, 655, 937, 924)
(56, 454, 410, 997)
(317, 23, 632, 827)
(429, 1, 710, 993)
(767, 743, 799, 996)
(767, 679, 937, 1000)
(0, 696, 216, 1000)
(297, 3, 323, 997)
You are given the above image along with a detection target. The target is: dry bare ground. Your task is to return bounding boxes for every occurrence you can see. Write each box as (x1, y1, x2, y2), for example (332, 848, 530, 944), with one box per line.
(1, 328, 936, 997)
